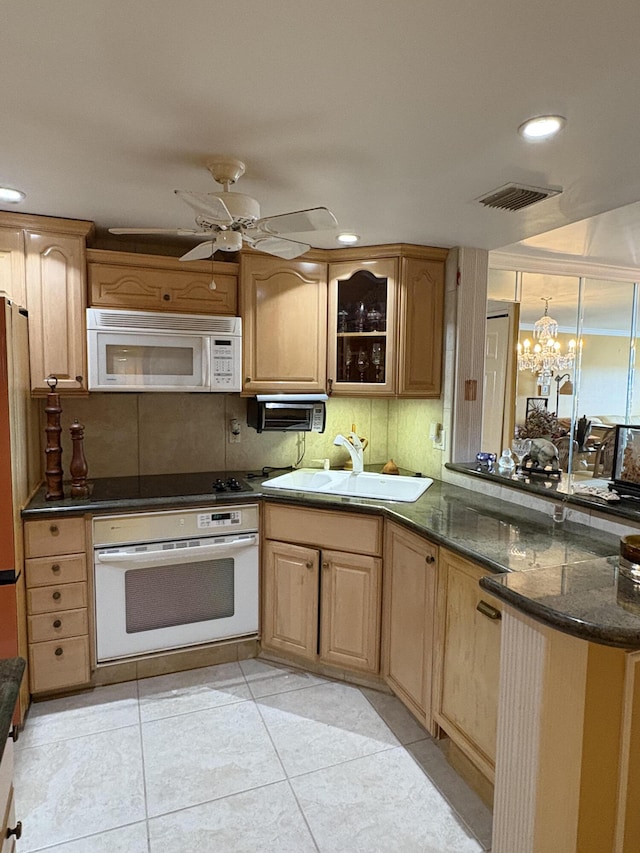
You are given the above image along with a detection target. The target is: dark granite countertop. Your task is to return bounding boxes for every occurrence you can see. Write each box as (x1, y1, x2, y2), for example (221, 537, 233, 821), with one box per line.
(0, 657, 25, 762)
(480, 557, 640, 648)
(22, 468, 637, 648)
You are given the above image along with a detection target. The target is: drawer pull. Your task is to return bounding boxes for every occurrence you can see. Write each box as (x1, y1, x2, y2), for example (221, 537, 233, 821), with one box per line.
(305, 561, 313, 569)
(52, 591, 61, 601)
(53, 619, 62, 628)
(51, 563, 61, 573)
(476, 600, 501, 621)
(49, 524, 59, 535)
(9, 725, 19, 742)
(7, 821, 22, 840)
(54, 647, 63, 656)
(425, 554, 435, 564)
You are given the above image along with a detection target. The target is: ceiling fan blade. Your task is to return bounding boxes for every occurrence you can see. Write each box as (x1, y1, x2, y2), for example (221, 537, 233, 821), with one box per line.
(251, 236, 311, 260)
(179, 241, 218, 262)
(256, 207, 338, 236)
(175, 190, 234, 226)
(109, 227, 206, 235)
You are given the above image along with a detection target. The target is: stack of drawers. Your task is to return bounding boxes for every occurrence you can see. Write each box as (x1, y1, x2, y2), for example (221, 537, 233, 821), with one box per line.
(23, 517, 91, 695)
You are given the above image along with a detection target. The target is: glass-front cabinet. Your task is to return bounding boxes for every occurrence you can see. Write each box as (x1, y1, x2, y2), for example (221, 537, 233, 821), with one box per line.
(327, 258, 398, 395)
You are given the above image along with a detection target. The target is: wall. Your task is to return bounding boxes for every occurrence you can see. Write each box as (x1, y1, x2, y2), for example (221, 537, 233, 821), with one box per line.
(39, 393, 445, 481)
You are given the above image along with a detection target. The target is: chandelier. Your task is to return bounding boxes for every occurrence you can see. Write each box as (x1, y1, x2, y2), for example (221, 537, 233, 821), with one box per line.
(517, 297, 576, 386)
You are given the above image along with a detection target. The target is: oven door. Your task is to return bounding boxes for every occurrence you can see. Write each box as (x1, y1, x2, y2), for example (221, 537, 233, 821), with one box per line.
(94, 533, 258, 662)
(88, 330, 211, 391)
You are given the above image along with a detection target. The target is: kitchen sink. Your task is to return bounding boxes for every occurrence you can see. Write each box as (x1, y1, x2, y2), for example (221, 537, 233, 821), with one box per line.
(262, 469, 433, 502)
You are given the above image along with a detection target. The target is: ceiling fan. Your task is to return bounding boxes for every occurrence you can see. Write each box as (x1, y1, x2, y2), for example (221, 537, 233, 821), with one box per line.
(109, 157, 339, 261)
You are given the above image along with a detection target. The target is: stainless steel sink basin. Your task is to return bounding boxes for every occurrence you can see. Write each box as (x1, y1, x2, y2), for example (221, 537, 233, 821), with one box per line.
(262, 469, 433, 502)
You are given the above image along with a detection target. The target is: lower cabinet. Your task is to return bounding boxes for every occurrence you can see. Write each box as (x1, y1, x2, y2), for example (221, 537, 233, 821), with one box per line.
(262, 505, 383, 673)
(382, 521, 437, 731)
(433, 547, 502, 781)
(23, 517, 91, 695)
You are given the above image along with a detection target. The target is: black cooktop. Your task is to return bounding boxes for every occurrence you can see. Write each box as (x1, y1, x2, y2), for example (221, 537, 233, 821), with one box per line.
(88, 471, 255, 502)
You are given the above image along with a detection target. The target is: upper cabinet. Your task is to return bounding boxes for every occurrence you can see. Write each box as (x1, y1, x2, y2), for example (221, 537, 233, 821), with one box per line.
(87, 250, 238, 315)
(23, 218, 93, 395)
(0, 226, 26, 308)
(327, 258, 398, 395)
(327, 247, 445, 397)
(240, 253, 328, 395)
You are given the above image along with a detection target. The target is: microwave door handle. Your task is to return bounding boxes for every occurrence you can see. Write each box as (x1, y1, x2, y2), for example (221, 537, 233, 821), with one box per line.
(203, 342, 211, 390)
(95, 535, 257, 568)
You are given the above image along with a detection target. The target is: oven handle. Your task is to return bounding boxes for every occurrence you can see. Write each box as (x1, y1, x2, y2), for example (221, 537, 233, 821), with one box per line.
(95, 534, 257, 568)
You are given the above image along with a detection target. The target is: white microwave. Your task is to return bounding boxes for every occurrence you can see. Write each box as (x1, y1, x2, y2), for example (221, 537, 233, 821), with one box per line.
(87, 308, 241, 392)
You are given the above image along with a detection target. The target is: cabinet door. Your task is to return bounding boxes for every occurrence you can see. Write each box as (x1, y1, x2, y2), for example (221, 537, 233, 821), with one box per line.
(262, 540, 318, 660)
(320, 549, 381, 672)
(241, 254, 327, 394)
(0, 227, 25, 308)
(434, 548, 502, 780)
(382, 522, 437, 727)
(88, 251, 238, 315)
(327, 258, 398, 395)
(397, 256, 444, 397)
(25, 229, 89, 393)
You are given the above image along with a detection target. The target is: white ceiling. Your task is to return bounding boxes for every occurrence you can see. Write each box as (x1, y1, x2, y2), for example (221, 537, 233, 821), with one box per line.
(3, 0, 640, 262)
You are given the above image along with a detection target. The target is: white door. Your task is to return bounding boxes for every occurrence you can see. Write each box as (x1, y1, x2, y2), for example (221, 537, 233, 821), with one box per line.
(482, 302, 518, 456)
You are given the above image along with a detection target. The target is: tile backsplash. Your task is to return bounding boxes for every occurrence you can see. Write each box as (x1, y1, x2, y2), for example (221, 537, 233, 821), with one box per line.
(41, 393, 445, 481)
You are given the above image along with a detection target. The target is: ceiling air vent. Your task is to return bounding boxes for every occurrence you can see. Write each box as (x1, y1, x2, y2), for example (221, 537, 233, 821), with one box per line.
(477, 183, 562, 212)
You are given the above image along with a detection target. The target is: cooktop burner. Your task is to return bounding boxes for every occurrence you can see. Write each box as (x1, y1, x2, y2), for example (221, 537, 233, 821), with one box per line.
(89, 471, 255, 502)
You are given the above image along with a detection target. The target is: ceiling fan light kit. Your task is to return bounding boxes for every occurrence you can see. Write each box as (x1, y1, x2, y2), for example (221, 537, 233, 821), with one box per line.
(109, 156, 339, 263)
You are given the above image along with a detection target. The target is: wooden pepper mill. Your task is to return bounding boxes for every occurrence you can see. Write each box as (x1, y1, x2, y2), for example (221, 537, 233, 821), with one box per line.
(44, 375, 64, 500)
(69, 419, 89, 498)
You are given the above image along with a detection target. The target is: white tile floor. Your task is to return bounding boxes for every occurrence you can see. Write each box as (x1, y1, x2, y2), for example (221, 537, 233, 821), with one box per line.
(14, 660, 493, 852)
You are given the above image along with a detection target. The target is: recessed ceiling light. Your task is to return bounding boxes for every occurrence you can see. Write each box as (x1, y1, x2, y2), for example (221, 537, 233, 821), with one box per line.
(337, 233, 360, 245)
(0, 186, 26, 203)
(518, 115, 566, 141)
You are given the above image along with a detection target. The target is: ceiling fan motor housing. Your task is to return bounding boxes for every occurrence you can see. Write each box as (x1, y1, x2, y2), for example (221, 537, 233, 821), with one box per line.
(216, 231, 243, 252)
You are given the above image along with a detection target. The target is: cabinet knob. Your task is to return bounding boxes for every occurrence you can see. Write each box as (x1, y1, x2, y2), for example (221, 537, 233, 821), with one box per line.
(49, 524, 59, 535)
(75, 376, 83, 383)
(6, 821, 22, 840)
(476, 600, 501, 621)
(52, 590, 61, 601)
(245, 377, 251, 383)
(9, 725, 19, 742)
(54, 647, 63, 657)
(53, 619, 62, 628)
(322, 561, 329, 569)
(51, 563, 61, 573)
(305, 561, 313, 569)
(425, 555, 435, 564)
(163, 293, 171, 301)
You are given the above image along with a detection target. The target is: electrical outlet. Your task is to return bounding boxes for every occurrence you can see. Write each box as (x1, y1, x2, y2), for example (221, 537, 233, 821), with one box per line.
(229, 418, 241, 444)
(434, 428, 447, 451)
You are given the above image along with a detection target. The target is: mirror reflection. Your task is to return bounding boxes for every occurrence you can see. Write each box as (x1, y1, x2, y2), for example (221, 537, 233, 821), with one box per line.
(480, 264, 640, 498)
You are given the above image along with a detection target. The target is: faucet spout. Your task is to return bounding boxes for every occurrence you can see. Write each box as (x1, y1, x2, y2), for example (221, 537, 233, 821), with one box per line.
(334, 433, 364, 473)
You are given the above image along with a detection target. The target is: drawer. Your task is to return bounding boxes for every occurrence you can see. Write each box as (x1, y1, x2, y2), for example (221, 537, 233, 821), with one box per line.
(25, 553, 86, 588)
(0, 738, 12, 837)
(27, 582, 87, 615)
(264, 504, 383, 556)
(24, 517, 85, 558)
(28, 608, 88, 643)
(2, 786, 16, 853)
(29, 636, 90, 695)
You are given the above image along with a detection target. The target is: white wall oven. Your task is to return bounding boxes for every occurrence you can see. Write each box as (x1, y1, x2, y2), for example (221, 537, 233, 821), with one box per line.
(93, 505, 259, 662)
(87, 308, 242, 392)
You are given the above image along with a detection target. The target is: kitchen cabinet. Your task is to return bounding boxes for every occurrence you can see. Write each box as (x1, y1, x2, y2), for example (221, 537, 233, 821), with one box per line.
(382, 521, 438, 730)
(0, 227, 25, 309)
(87, 249, 238, 315)
(23, 517, 91, 695)
(24, 220, 93, 395)
(2, 734, 21, 853)
(262, 504, 383, 673)
(327, 247, 446, 397)
(433, 547, 502, 782)
(240, 253, 327, 394)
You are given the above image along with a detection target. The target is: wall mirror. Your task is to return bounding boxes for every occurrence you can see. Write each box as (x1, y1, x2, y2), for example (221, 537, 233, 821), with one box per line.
(480, 259, 640, 497)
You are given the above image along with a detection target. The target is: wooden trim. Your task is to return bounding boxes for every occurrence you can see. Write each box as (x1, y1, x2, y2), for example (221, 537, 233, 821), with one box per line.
(87, 248, 238, 275)
(0, 211, 93, 237)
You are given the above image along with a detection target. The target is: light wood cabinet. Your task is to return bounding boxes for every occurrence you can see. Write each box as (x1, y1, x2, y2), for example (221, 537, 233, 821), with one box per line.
(0, 227, 25, 308)
(24, 221, 93, 394)
(24, 516, 91, 694)
(382, 521, 438, 730)
(327, 246, 446, 398)
(87, 250, 238, 315)
(433, 547, 502, 781)
(1, 733, 20, 853)
(240, 253, 327, 394)
(262, 504, 383, 673)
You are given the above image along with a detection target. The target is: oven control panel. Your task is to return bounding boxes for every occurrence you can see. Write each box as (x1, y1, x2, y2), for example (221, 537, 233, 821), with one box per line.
(197, 510, 242, 529)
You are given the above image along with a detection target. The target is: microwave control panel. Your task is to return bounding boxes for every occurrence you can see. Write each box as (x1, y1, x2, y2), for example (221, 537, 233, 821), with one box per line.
(211, 337, 241, 389)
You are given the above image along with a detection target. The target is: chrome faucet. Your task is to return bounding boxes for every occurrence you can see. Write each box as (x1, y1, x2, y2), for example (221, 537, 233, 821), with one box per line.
(334, 433, 364, 473)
